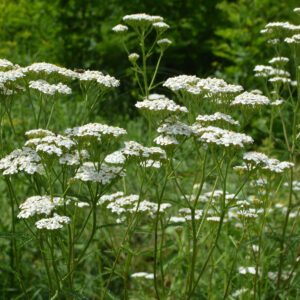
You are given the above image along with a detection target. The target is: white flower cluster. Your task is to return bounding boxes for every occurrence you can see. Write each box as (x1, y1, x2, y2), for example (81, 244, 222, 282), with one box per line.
(123, 141, 166, 161)
(238, 266, 261, 275)
(128, 53, 140, 63)
(153, 22, 170, 30)
(22, 62, 78, 79)
(157, 38, 172, 48)
(271, 99, 284, 106)
(105, 193, 171, 218)
(123, 13, 163, 25)
(79, 70, 120, 88)
(135, 94, 188, 115)
(0, 147, 44, 175)
(170, 208, 204, 224)
(196, 112, 239, 126)
(285, 34, 300, 44)
(154, 117, 192, 148)
(104, 150, 126, 165)
(0, 59, 14, 70)
(192, 125, 254, 149)
(236, 151, 294, 174)
(268, 77, 291, 84)
(74, 162, 125, 184)
(26, 133, 75, 157)
(59, 150, 90, 166)
(65, 123, 127, 143)
(157, 117, 192, 137)
(251, 178, 268, 187)
(269, 57, 289, 64)
(163, 76, 243, 100)
(154, 135, 179, 147)
(140, 159, 162, 168)
(262, 22, 300, 34)
(284, 181, 300, 191)
(231, 92, 270, 108)
(0, 69, 26, 85)
(98, 191, 124, 205)
(131, 272, 154, 279)
(29, 80, 72, 95)
(17, 195, 70, 219)
(25, 129, 56, 138)
(112, 24, 128, 33)
(254, 65, 290, 78)
(35, 213, 70, 230)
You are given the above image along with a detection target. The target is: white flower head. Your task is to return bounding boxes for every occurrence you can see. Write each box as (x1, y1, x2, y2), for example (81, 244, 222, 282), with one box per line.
(112, 24, 128, 33)
(35, 214, 70, 230)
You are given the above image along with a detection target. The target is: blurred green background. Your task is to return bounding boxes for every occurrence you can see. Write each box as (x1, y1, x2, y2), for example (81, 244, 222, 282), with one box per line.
(0, 0, 298, 116)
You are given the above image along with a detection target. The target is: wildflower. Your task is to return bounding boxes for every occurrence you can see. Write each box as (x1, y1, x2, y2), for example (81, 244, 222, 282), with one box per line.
(104, 150, 126, 165)
(128, 53, 140, 63)
(17, 195, 72, 218)
(157, 38, 172, 49)
(195, 112, 239, 126)
(140, 159, 162, 168)
(123, 13, 163, 27)
(192, 125, 254, 149)
(238, 266, 260, 275)
(231, 92, 270, 108)
(268, 77, 291, 84)
(79, 70, 120, 88)
(35, 214, 70, 230)
(112, 24, 128, 33)
(254, 65, 290, 78)
(74, 162, 125, 184)
(0, 69, 26, 85)
(0, 59, 14, 70)
(131, 272, 154, 279)
(23, 62, 79, 80)
(271, 99, 284, 106)
(267, 38, 280, 45)
(153, 22, 170, 32)
(25, 129, 56, 139)
(157, 117, 192, 137)
(135, 94, 188, 117)
(154, 135, 179, 147)
(207, 216, 221, 222)
(29, 80, 72, 95)
(65, 123, 127, 144)
(0, 147, 44, 175)
(26, 134, 76, 157)
(98, 191, 124, 205)
(269, 57, 289, 65)
(283, 181, 300, 191)
(59, 150, 90, 166)
(251, 89, 263, 95)
(122, 141, 167, 162)
(170, 216, 186, 223)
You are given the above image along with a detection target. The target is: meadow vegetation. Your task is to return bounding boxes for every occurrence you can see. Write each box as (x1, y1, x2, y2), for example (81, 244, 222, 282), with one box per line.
(0, 6, 299, 300)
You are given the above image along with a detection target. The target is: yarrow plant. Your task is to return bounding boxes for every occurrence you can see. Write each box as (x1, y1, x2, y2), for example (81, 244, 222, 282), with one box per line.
(0, 9, 299, 300)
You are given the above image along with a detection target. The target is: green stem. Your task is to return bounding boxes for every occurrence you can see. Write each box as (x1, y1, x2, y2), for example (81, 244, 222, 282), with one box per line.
(6, 178, 29, 299)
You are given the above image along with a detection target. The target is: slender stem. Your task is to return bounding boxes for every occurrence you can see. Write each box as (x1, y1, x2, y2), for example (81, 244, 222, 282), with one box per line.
(49, 233, 61, 293)
(223, 226, 246, 299)
(39, 234, 54, 294)
(149, 51, 164, 91)
(6, 177, 29, 299)
(46, 100, 56, 129)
